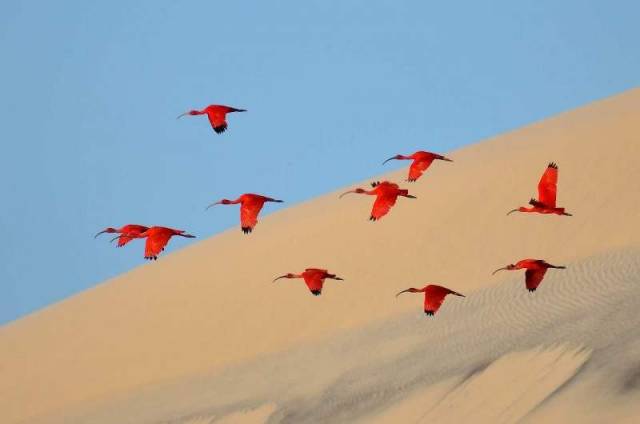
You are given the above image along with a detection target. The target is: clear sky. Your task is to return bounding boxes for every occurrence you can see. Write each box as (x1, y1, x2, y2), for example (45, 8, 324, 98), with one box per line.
(1, 1, 638, 324)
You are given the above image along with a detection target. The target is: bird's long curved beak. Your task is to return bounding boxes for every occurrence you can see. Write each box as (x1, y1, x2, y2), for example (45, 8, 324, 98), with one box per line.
(395, 289, 411, 297)
(382, 156, 397, 165)
(176, 112, 188, 119)
(339, 190, 357, 199)
(334, 277, 344, 281)
(182, 233, 196, 238)
(405, 195, 417, 199)
(492, 266, 509, 275)
(272, 275, 287, 283)
(205, 201, 222, 211)
(506, 209, 519, 216)
(441, 157, 453, 162)
(451, 291, 465, 297)
(94, 230, 108, 238)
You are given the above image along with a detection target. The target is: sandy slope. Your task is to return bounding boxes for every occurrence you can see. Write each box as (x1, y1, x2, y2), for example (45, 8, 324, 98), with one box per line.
(1, 88, 639, 423)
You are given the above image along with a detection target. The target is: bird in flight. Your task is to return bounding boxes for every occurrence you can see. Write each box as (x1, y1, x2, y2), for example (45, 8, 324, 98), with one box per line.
(95, 224, 149, 247)
(508, 162, 572, 216)
(177, 104, 246, 134)
(340, 181, 416, 221)
(206, 193, 283, 234)
(272, 268, 344, 296)
(383, 151, 453, 182)
(492, 259, 566, 291)
(114, 226, 195, 260)
(396, 284, 464, 316)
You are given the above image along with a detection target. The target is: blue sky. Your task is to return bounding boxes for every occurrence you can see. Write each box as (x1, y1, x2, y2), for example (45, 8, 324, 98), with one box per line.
(1, 1, 638, 324)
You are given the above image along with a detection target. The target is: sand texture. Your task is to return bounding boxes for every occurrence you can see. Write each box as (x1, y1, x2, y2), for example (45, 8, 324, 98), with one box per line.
(1, 88, 639, 423)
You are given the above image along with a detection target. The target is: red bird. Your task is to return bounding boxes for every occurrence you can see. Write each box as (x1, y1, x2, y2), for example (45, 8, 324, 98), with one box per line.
(95, 224, 149, 247)
(339, 181, 416, 221)
(396, 284, 464, 316)
(120, 226, 196, 260)
(177, 104, 246, 134)
(508, 162, 572, 216)
(383, 151, 453, 182)
(492, 259, 566, 291)
(206, 193, 283, 234)
(272, 268, 344, 296)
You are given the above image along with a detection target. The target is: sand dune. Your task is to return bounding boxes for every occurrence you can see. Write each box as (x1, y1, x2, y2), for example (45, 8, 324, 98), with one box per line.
(1, 88, 640, 423)
(375, 346, 592, 424)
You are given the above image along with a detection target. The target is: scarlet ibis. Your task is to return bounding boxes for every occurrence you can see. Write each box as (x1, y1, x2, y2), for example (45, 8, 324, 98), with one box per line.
(119, 226, 195, 260)
(272, 268, 344, 296)
(508, 162, 572, 216)
(492, 259, 566, 291)
(396, 284, 464, 316)
(383, 151, 453, 182)
(206, 193, 283, 234)
(177, 104, 246, 134)
(339, 181, 416, 221)
(95, 224, 149, 247)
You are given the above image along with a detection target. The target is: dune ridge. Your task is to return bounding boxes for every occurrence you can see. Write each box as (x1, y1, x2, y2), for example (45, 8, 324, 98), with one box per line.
(1, 88, 640, 423)
(376, 345, 592, 424)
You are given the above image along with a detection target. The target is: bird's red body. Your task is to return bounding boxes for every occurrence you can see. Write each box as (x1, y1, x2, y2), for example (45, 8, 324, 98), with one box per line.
(122, 226, 195, 260)
(396, 284, 464, 316)
(493, 259, 566, 291)
(207, 193, 283, 234)
(383, 151, 453, 182)
(273, 268, 344, 296)
(508, 162, 571, 216)
(340, 181, 416, 221)
(95, 224, 149, 247)
(177, 104, 246, 134)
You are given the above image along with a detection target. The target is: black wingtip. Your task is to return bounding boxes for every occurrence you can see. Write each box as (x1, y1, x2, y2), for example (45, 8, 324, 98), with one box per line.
(527, 288, 536, 292)
(424, 310, 435, 316)
(369, 216, 377, 221)
(548, 162, 558, 169)
(371, 181, 380, 187)
(311, 290, 321, 296)
(241, 227, 253, 234)
(213, 125, 227, 134)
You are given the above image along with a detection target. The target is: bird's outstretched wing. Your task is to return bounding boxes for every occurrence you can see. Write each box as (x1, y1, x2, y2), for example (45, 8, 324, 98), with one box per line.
(207, 109, 228, 134)
(423, 285, 452, 314)
(240, 198, 265, 233)
(303, 271, 325, 294)
(145, 232, 172, 259)
(525, 268, 548, 291)
(116, 235, 135, 247)
(408, 157, 435, 182)
(370, 192, 398, 221)
(117, 225, 148, 247)
(537, 162, 558, 208)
